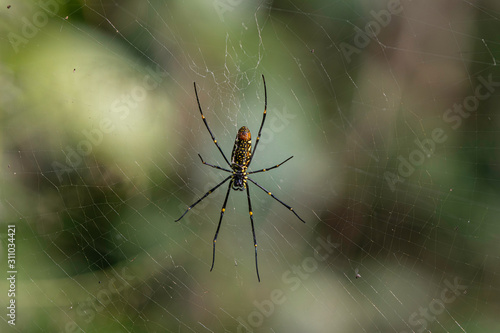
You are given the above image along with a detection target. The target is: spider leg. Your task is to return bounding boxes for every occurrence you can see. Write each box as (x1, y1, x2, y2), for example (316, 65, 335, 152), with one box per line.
(247, 177, 305, 223)
(194, 82, 231, 167)
(198, 154, 232, 173)
(248, 156, 293, 175)
(211, 179, 233, 272)
(247, 75, 267, 167)
(246, 184, 260, 282)
(175, 175, 232, 222)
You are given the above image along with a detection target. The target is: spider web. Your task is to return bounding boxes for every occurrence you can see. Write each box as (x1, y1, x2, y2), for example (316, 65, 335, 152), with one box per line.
(1, 0, 499, 332)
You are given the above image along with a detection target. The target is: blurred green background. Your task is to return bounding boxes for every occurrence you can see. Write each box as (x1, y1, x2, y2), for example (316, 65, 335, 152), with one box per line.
(1, 0, 499, 332)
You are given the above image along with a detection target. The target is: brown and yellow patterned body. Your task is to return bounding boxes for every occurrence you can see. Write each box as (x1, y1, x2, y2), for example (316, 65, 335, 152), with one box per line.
(231, 126, 252, 190)
(176, 75, 305, 282)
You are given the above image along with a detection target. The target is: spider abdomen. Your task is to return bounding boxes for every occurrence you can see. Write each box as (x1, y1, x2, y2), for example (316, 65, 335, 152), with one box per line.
(231, 126, 252, 170)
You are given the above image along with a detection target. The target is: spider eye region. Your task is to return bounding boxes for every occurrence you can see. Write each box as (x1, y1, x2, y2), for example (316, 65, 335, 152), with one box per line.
(232, 177, 246, 191)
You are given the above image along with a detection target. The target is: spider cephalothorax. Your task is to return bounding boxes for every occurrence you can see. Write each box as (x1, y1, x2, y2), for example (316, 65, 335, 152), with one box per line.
(175, 75, 305, 282)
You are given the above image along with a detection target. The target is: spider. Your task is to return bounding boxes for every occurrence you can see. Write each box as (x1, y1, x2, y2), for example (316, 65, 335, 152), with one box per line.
(175, 75, 305, 282)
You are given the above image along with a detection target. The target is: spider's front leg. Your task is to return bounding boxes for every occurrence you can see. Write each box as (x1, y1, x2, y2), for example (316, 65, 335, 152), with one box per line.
(175, 175, 232, 222)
